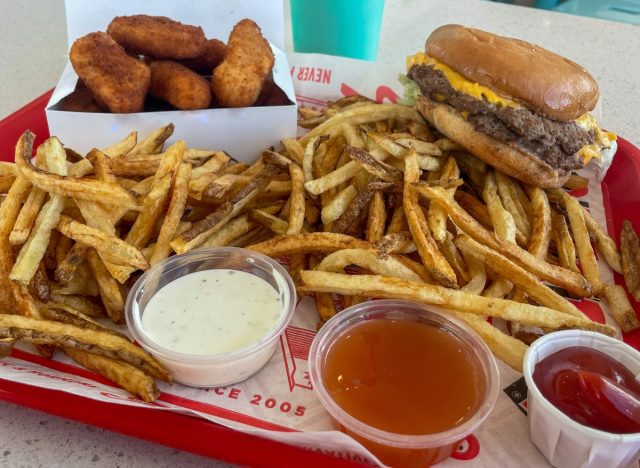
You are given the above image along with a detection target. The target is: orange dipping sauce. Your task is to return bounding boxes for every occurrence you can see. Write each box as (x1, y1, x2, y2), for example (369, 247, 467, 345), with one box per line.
(324, 319, 485, 435)
(310, 301, 499, 468)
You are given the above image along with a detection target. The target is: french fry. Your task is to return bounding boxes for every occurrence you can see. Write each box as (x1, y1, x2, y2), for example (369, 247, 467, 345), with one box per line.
(126, 140, 184, 248)
(150, 162, 192, 265)
(563, 173, 589, 190)
(368, 131, 441, 170)
(455, 234, 585, 318)
(86, 249, 124, 324)
(28, 262, 50, 302)
(249, 232, 370, 257)
(171, 163, 280, 254)
(366, 192, 386, 243)
(40, 307, 127, 340)
(54, 243, 89, 285)
(0, 314, 171, 382)
(320, 186, 358, 225)
(316, 249, 423, 282)
(11, 137, 68, 284)
(48, 293, 105, 318)
(101, 130, 137, 157)
(373, 231, 416, 255)
(551, 210, 578, 272)
(414, 185, 592, 297)
(403, 151, 457, 288)
(459, 248, 486, 295)
(345, 145, 403, 185)
(250, 210, 289, 235)
(386, 206, 407, 234)
(64, 348, 160, 402)
(427, 156, 459, 243)
(334, 178, 392, 235)
(9, 186, 46, 245)
(298, 271, 614, 335)
(0, 337, 13, 358)
(57, 215, 149, 271)
(602, 283, 640, 332)
(495, 171, 531, 240)
(16, 133, 139, 210)
(565, 195, 603, 295)
(621, 220, 640, 302)
(281, 138, 304, 166)
(287, 163, 305, 235)
(441, 233, 470, 284)
(128, 124, 174, 156)
(482, 171, 516, 242)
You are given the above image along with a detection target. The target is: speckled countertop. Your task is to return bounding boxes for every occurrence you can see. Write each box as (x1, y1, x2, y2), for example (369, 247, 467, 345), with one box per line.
(1, 0, 638, 467)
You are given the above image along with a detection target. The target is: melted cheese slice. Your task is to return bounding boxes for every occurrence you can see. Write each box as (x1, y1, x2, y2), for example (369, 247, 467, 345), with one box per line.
(407, 52, 521, 109)
(407, 52, 617, 165)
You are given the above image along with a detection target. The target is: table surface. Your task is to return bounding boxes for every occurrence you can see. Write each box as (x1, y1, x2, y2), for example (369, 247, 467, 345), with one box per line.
(1, 0, 638, 466)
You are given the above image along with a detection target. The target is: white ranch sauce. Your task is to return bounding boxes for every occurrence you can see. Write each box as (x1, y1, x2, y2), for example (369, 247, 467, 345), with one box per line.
(142, 269, 283, 355)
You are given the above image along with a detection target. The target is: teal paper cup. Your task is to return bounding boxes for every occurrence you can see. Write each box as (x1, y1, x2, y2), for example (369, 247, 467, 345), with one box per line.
(291, 0, 385, 61)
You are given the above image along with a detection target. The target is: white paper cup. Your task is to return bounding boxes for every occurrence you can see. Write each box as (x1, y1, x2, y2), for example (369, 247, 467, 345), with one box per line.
(523, 330, 640, 468)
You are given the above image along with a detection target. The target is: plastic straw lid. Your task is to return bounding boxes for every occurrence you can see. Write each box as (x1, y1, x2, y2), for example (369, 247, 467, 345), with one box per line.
(309, 300, 500, 449)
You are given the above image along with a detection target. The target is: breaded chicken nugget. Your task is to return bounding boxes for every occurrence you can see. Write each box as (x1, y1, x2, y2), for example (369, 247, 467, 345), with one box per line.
(211, 19, 275, 108)
(107, 15, 206, 59)
(149, 60, 212, 110)
(70, 32, 150, 113)
(178, 39, 227, 75)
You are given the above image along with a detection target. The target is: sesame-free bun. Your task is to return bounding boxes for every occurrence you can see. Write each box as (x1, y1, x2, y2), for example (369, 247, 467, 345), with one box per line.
(415, 95, 570, 188)
(426, 24, 598, 121)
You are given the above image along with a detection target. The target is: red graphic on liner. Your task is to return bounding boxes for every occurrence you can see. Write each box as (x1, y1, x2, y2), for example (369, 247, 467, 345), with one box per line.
(450, 434, 480, 461)
(280, 326, 316, 392)
(571, 299, 606, 324)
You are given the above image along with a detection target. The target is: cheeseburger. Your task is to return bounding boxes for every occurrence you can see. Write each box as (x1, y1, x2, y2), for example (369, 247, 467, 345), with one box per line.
(402, 24, 616, 188)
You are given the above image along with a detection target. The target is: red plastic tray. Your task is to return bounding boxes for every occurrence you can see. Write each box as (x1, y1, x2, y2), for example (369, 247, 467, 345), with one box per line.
(0, 90, 363, 468)
(1, 90, 639, 466)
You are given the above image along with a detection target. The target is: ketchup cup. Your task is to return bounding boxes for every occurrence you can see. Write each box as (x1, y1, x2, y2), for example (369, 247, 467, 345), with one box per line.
(523, 330, 640, 468)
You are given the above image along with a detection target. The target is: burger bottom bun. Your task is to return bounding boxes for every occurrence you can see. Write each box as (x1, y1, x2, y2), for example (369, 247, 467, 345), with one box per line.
(415, 95, 570, 188)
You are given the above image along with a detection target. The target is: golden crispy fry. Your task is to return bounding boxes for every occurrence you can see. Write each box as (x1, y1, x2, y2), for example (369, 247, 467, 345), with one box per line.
(621, 220, 640, 302)
(551, 210, 578, 273)
(321, 186, 357, 225)
(563, 174, 589, 190)
(171, 163, 279, 254)
(526, 186, 552, 257)
(459, 248, 486, 295)
(368, 131, 441, 170)
(316, 249, 423, 282)
(250, 210, 288, 235)
(584, 209, 623, 274)
(366, 192, 386, 243)
(249, 233, 370, 257)
(0, 177, 31, 239)
(309, 256, 337, 324)
(495, 171, 531, 240)
(287, 163, 305, 235)
(427, 156, 460, 244)
(304, 160, 362, 196)
(482, 171, 516, 242)
(126, 140, 184, 248)
(415, 185, 592, 297)
(403, 151, 457, 288)
(178, 38, 226, 74)
(0, 162, 17, 177)
(86, 249, 124, 324)
(40, 307, 127, 341)
(9, 186, 46, 245)
(441, 233, 470, 284)
(386, 206, 407, 234)
(298, 271, 614, 335)
(0, 314, 171, 382)
(64, 348, 160, 402)
(27, 262, 50, 302)
(373, 232, 416, 255)
(16, 133, 139, 209)
(150, 163, 191, 265)
(57, 215, 149, 271)
(450, 312, 526, 372)
(128, 124, 175, 156)
(54, 243, 89, 286)
(70, 32, 150, 113)
(565, 195, 603, 295)
(107, 15, 206, 59)
(0, 337, 13, 358)
(101, 131, 137, 158)
(211, 19, 274, 107)
(149, 60, 211, 110)
(281, 138, 305, 166)
(455, 234, 585, 318)
(300, 104, 423, 146)
(602, 283, 640, 332)
(48, 293, 105, 318)
(345, 145, 403, 185)
(334, 178, 393, 235)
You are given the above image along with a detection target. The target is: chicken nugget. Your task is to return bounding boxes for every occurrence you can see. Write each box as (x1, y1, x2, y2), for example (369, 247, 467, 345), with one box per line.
(178, 39, 227, 75)
(107, 15, 206, 59)
(211, 19, 275, 108)
(70, 32, 150, 113)
(149, 60, 212, 110)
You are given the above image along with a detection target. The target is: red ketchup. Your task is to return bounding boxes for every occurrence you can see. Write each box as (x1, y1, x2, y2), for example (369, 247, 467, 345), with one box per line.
(533, 346, 640, 434)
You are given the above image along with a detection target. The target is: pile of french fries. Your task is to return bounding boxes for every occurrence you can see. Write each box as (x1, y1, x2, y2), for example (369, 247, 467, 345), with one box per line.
(0, 97, 638, 403)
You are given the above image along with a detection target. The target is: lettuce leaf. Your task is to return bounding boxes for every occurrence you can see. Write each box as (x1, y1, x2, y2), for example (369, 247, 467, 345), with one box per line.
(397, 74, 422, 106)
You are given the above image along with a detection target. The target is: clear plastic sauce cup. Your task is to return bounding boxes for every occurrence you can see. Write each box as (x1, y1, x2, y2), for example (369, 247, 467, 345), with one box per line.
(309, 300, 499, 467)
(126, 247, 296, 388)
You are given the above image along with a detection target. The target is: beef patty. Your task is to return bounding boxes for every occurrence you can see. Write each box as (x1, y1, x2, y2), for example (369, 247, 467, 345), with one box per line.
(408, 65, 594, 171)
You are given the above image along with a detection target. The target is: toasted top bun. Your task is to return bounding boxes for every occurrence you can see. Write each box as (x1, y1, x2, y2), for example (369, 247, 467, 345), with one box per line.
(426, 25, 598, 121)
(416, 95, 570, 188)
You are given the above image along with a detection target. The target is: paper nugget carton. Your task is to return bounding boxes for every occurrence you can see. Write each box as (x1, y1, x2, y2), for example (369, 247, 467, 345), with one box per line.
(46, 0, 297, 163)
